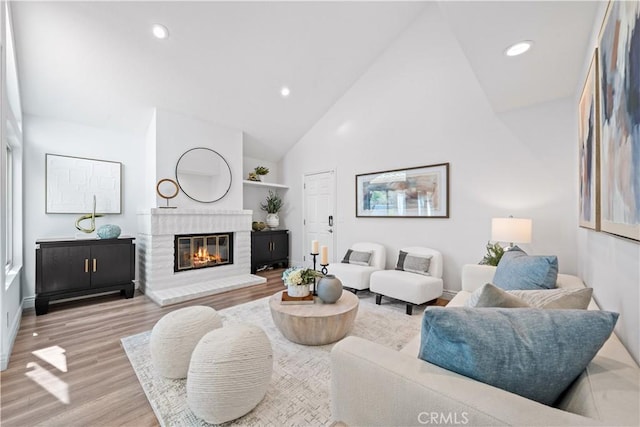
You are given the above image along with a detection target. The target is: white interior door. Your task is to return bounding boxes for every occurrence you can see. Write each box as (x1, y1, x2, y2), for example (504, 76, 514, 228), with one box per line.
(303, 171, 336, 267)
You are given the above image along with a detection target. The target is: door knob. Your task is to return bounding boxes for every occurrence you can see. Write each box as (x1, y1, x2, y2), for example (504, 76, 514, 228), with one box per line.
(328, 229, 333, 233)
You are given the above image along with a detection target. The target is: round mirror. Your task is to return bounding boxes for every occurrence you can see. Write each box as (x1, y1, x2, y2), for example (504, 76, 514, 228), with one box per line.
(175, 148, 232, 203)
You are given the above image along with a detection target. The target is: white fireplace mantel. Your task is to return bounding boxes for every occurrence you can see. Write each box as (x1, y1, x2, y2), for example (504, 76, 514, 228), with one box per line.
(137, 208, 265, 306)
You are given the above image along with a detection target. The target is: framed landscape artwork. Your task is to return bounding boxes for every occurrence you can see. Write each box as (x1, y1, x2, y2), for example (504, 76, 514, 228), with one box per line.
(597, 1, 640, 241)
(356, 163, 449, 218)
(578, 50, 600, 230)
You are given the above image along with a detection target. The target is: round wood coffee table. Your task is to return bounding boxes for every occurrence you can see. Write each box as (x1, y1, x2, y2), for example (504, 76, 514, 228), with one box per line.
(268, 290, 359, 346)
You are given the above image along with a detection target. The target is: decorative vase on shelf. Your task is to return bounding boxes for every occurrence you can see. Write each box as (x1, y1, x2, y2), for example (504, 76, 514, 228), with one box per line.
(287, 284, 310, 298)
(97, 224, 121, 239)
(266, 213, 280, 229)
(317, 274, 343, 304)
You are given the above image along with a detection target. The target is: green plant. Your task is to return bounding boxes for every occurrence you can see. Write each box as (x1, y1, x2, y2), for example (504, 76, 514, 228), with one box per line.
(260, 190, 283, 214)
(254, 166, 270, 176)
(282, 267, 322, 286)
(479, 241, 505, 266)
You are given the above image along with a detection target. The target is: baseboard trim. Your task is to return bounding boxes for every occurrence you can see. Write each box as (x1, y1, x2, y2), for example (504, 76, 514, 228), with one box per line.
(442, 289, 458, 301)
(1, 304, 23, 371)
(22, 295, 35, 309)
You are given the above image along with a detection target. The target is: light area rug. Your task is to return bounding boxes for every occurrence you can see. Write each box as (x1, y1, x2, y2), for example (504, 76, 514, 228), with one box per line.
(121, 293, 423, 427)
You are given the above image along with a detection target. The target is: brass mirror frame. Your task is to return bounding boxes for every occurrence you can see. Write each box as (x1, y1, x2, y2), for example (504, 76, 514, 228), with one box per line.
(156, 178, 179, 208)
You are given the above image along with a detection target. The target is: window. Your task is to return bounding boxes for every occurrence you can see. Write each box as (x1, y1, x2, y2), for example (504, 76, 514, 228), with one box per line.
(4, 143, 12, 271)
(3, 1, 23, 280)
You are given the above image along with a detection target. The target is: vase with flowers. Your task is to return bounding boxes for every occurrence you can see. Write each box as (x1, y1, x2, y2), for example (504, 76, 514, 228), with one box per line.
(282, 267, 321, 297)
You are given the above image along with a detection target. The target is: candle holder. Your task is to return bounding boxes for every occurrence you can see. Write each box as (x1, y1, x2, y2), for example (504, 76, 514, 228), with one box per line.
(310, 252, 319, 295)
(320, 263, 328, 275)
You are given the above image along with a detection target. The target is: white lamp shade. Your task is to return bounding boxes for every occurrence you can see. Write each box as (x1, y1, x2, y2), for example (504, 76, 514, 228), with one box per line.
(491, 218, 532, 244)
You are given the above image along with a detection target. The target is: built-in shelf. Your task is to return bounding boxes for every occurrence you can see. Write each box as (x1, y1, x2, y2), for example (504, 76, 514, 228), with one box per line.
(242, 180, 289, 190)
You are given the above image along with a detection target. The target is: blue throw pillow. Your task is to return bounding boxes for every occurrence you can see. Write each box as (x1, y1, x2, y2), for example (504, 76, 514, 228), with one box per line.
(493, 246, 558, 290)
(418, 307, 618, 406)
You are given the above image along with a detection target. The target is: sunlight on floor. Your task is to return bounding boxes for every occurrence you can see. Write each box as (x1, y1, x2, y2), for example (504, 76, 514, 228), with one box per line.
(25, 362, 70, 404)
(24, 346, 70, 404)
(32, 345, 68, 372)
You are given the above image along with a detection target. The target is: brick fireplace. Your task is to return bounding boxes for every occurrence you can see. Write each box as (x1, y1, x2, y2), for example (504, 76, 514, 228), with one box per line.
(137, 209, 265, 306)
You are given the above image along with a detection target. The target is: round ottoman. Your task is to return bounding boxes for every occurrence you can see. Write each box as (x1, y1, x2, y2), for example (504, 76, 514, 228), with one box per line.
(150, 305, 222, 379)
(187, 324, 273, 424)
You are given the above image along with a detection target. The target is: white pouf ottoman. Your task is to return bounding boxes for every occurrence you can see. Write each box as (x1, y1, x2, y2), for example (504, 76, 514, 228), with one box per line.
(150, 305, 222, 379)
(187, 324, 273, 424)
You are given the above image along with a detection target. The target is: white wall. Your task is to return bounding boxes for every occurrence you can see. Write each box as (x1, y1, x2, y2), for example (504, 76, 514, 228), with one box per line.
(281, 5, 578, 295)
(242, 156, 285, 223)
(575, 2, 639, 363)
(148, 109, 243, 210)
(22, 115, 144, 302)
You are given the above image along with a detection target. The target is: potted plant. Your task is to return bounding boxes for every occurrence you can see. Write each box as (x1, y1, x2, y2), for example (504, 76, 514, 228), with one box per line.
(260, 190, 283, 229)
(253, 166, 270, 181)
(479, 241, 505, 266)
(282, 267, 321, 297)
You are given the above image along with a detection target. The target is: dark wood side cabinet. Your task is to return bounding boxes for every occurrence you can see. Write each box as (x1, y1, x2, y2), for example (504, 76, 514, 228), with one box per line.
(251, 230, 289, 273)
(35, 237, 135, 315)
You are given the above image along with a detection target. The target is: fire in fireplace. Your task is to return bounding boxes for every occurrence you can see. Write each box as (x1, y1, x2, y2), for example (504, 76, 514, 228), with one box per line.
(174, 232, 234, 272)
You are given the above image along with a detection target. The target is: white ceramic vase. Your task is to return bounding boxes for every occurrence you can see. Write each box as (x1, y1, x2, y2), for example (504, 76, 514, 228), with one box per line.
(287, 284, 310, 298)
(266, 213, 280, 229)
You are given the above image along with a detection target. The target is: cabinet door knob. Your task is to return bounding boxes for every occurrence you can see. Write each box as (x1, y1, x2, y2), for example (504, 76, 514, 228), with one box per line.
(85, 259, 89, 273)
(93, 259, 97, 273)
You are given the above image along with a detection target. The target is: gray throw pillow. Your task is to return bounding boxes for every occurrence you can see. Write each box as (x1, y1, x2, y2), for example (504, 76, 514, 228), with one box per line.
(509, 288, 593, 310)
(396, 250, 431, 276)
(418, 307, 618, 406)
(341, 249, 372, 266)
(466, 283, 530, 308)
(493, 246, 558, 290)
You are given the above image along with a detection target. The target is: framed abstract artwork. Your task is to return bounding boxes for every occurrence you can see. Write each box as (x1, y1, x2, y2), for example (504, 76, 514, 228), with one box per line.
(356, 163, 449, 218)
(597, 1, 640, 241)
(46, 154, 122, 214)
(578, 50, 600, 230)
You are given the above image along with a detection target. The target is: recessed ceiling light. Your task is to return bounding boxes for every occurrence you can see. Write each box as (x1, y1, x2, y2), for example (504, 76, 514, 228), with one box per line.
(152, 24, 169, 39)
(280, 86, 291, 98)
(505, 40, 533, 57)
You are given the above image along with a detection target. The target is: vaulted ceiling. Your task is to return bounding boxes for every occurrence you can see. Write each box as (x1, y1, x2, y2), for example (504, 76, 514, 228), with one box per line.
(11, 1, 600, 161)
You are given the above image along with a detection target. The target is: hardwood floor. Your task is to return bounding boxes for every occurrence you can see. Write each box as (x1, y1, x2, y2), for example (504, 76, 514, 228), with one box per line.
(1, 270, 447, 426)
(1, 269, 286, 427)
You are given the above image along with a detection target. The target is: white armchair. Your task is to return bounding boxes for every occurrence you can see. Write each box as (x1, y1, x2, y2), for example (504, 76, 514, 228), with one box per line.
(326, 242, 386, 293)
(370, 247, 443, 315)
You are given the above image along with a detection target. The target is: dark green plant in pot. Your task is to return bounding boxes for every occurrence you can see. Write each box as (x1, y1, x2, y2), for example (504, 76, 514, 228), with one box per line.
(480, 242, 505, 266)
(260, 190, 283, 214)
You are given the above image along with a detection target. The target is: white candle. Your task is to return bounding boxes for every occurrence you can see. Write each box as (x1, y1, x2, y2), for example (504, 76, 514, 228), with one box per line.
(311, 240, 319, 254)
(320, 245, 328, 265)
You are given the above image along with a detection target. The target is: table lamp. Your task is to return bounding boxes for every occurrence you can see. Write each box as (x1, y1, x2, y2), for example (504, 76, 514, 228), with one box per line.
(491, 217, 532, 248)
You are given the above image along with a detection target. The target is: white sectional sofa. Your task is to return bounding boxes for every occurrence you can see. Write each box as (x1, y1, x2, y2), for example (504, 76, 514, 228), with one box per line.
(331, 264, 640, 426)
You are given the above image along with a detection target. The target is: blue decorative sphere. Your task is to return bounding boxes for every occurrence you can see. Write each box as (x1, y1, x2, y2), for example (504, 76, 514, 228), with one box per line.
(97, 224, 121, 239)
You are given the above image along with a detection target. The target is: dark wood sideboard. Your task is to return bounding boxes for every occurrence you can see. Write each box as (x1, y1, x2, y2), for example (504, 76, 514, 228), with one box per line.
(251, 229, 289, 273)
(35, 237, 135, 315)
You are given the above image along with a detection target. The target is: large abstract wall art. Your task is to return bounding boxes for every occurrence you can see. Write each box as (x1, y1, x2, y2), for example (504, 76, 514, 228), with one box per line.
(579, 51, 600, 231)
(598, 0, 640, 241)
